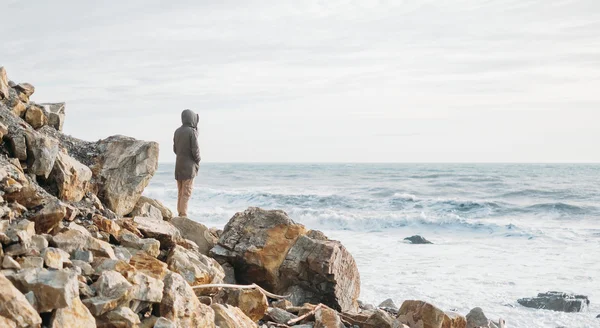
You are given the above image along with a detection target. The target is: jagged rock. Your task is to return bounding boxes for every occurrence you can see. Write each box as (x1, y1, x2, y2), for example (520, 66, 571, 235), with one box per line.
(52, 229, 116, 259)
(166, 245, 224, 286)
(346, 309, 398, 328)
(466, 307, 501, 328)
(398, 300, 466, 328)
(42, 247, 70, 269)
(51, 151, 92, 202)
(133, 216, 181, 249)
(0, 122, 8, 139)
(71, 260, 94, 276)
(128, 271, 164, 303)
(97, 306, 141, 328)
(171, 216, 217, 255)
(131, 196, 173, 220)
(153, 317, 176, 328)
(1, 87, 27, 117)
(28, 200, 66, 234)
(5, 219, 35, 245)
(130, 202, 162, 221)
(25, 104, 47, 129)
(19, 256, 44, 269)
(517, 291, 589, 312)
(118, 230, 160, 257)
(8, 268, 79, 313)
(160, 271, 215, 328)
(83, 271, 132, 316)
(222, 262, 237, 284)
(379, 298, 398, 310)
(15, 83, 35, 97)
(40, 102, 65, 131)
(266, 307, 297, 324)
(92, 214, 121, 237)
(24, 130, 59, 178)
(94, 135, 159, 216)
(93, 258, 136, 279)
(211, 303, 256, 328)
(7, 132, 27, 161)
(50, 296, 96, 328)
(315, 306, 344, 328)
(130, 251, 168, 280)
(0, 67, 8, 100)
(214, 287, 268, 321)
(2, 256, 21, 270)
(404, 235, 433, 244)
(0, 272, 42, 327)
(114, 246, 133, 262)
(72, 250, 93, 263)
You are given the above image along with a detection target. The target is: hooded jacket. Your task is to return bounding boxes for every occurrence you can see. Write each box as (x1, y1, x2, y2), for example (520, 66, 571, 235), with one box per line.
(173, 109, 201, 180)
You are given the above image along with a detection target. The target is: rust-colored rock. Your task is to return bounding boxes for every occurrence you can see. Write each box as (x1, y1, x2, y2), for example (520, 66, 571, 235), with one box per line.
(130, 251, 168, 280)
(315, 306, 344, 328)
(398, 300, 467, 328)
(30, 201, 66, 234)
(214, 287, 268, 322)
(93, 215, 121, 237)
(25, 104, 47, 129)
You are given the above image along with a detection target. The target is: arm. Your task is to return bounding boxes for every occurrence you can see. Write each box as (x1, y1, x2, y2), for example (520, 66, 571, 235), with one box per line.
(173, 135, 177, 155)
(190, 130, 201, 164)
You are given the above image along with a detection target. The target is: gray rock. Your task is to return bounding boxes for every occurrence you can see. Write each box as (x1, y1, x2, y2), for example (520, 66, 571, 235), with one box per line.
(72, 250, 94, 263)
(171, 216, 217, 255)
(404, 235, 433, 244)
(40, 102, 65, 131)
(266, 307, 298, 324)
(466, 307, 498, 328)
(518, 291, 590, 313)
(378, 298, 398, 310)
(7, 268, 79, 312)
(24, 130, 59, 178)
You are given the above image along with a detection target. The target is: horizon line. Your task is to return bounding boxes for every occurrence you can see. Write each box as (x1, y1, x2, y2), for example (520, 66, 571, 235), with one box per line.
(156, 161, 600, 165)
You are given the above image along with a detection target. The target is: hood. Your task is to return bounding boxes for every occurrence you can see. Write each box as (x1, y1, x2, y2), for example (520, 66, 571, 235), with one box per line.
(181, 109, 198, 129)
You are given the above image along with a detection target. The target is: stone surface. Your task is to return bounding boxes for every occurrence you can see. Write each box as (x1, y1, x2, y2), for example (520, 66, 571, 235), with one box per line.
(92, 214, 122, 237)
(0, 67, 8, 100)
(130, 202, 162, 221)
(24, 130, 59, 178)
(0, 122, 7, 140)
(266, 307, 297, 324)
(98, 306, 141, 328)
(93, 259, 136, 280)
(166, 245, 224, 286)
(128, 271, 164, 303)
(379, 298, 398, 310)
(130, 251, 168, 280)
(315, 306, 344, 328)
(15, 83, 35, 97)
(52, 229, 116, 259)
(30, 201, 66, 234)
(25, 104, 47, 129)
(466, 307, 498, 328)
(159, 271, 215, 328)
(83, 270, 132, 316)
(8, 132, 28, 161)
(51, 151, 92, 202)
(43, 247, 70, 269)
(212, 303, 256, 328)
(19, 256, 44, 269)
(132, 196, 173, 220)
(214, 287, 268, 321)
(398, 300, 466, 328)
(153, 317, 176, 328)
(94, 135, 159, 216)
(0, 272, 42, 327)
(2, 256, 21, 270)
(133, 216, 182, 249)
(171, 216, 217, 255)
(8, 268, 79, 313)
(118, 230, 160, 257)
(40, 102, 65, 131)
(517, 291, 590, 313)
(404, 235, 433, 244)
(50, 296, 96, 328)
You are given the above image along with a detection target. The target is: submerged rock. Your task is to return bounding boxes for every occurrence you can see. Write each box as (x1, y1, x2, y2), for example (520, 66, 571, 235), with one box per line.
(378, 298, 398, 310)
(466, 307, 503, 328)
(517, 291, 589, 312)
(404, 235, 433, 244)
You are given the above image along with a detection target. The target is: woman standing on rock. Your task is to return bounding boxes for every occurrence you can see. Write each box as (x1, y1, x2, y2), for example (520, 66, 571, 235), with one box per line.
(173, 109, 201, 217)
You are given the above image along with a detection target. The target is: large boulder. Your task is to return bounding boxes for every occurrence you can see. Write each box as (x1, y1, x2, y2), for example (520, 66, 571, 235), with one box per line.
(0, 273, 42, 327)
(40, 102, 65, 131)
(398, 300, 466, 328)
(210, 207, 360, 312)
(211, 303, 256, 328)
(171, 216, 217, 255)
(51, 151, 92, 202)
(159, 271, 215, 328)
(93, 135, 159, 216)
(128, 271, 164, 304)
(166, 245, 224, 286)
(118, 230, 160, 257)
(7, 268, 79, 313)
(24, 130, 59, 178)
(50, 296, 96, 328)
(517, 291, 589, 313)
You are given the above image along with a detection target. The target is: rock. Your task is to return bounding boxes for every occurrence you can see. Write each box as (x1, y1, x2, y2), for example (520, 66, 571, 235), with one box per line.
(92, 214, 121, 237)
(72, 250, 93, 263)
(8, 132, 28, 161)
(93, 258, 136, 280)
(71, 260, 94, 276)
(153, 317, 176, 328)
(114, 246, 133, 262)
(130, 251, 168, 280)
(130, 202, 162, 221)
(131, 196, 173, 220)
(40, 102, 65, 131)
(50, 296, 96, 328)
(0, 272, 42, 327)
(0, 316, 17, 328)
(8, 268, 79, 313)
(83, 271, 132, 316)
(267, 307, 298, 324)
(94, 135, 159, 216)
(43, 247, 70, 269)
(133, 216, 182, 249)
(379, 298, 398, 310)
(214, 287, 268, 321)
(15, 83, 35, 97)
(211, 303, 256, 328)
(128, 271, 164, 303)
(166, 245, 224, 286)
(159, 271, 215, 328)
(597, 314, 600, 318)
(118, 230, 160, 257)
(51, 151, 92, 202)
(29, 200, 66, 234)
(52, 229, 116, 259)
(272, 299, 292, 311)
(97, 306, 141, 328)
(19, 256, 44, 269)
(25, 104, 47, 129)
(466, 307, 500, 328)
(315, 306, 344, 328)
(2, 256, 21, 270)
(517, 291, 590, 313)
(0, 67, 8, 100)
(0, 122, 8, 139)
(404, 235, 433, 244)
(24, 130, 59, 178)
(397, 300, 466, 328)
(343, 309, 398, 328)
(171, 216, 217, 255)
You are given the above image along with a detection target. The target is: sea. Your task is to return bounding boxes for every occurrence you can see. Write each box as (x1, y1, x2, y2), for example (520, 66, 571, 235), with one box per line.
(145, 163, 600, 328)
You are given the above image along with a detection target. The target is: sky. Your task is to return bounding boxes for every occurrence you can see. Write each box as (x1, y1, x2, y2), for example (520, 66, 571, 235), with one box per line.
(2, 0, 600, 163)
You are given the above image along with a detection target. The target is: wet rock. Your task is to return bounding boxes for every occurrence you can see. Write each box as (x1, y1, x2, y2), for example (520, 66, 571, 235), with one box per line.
(315, 306, 344, 328)
(398, 300, 466, 328)
(30, 200, 66, 234)
(266, 307, 298, 324)
(24, 130, 59, 178)
(166, 245, 224, 286)
(517, 291, 590, 312)
(214, 287, 268, 321)
(159, 271, 215, 328)
(0, 272, 42, 327)
(212, 303, 256, 328)
(403, 235, 433, 244)
(8, 268, 79, 313)
(379, 298, 398, 310)
(25, 104, 47, 129)
(118, 230, 160, 257)
(171, 216, 217, 255)
(40, 102, 65, 131)
(94, 135, 159, 216)
(50, 296, 96, 328)
(51, 151, 92, 202)
(0, 67, 8, 100)
(130, 251, 168, 280)
(97, 306, 141, 328)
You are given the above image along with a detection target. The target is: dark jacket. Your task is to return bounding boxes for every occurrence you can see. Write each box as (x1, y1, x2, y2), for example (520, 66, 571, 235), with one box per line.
(173, 109, 201, 180)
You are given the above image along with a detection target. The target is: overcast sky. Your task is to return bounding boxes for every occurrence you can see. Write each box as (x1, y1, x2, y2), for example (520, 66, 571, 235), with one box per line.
(3, 0, 600, 163)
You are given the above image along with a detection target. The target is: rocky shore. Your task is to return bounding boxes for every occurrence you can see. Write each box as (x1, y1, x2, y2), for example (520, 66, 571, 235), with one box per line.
(0, 66, 513, 327)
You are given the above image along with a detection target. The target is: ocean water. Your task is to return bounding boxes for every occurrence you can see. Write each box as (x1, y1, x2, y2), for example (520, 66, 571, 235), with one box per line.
(145, 163, 600, 327)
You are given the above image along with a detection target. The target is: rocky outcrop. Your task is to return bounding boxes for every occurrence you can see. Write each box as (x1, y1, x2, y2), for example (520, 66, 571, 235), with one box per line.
(398, 300, 466, 328)
(517, 291, 589, 313)
(404, 235, 433, 244)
